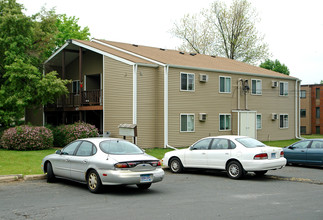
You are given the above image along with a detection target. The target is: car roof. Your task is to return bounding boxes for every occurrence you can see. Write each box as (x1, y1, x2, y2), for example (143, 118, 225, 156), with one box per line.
(201, 135, 249, 141)
(78, 137, 128, 145)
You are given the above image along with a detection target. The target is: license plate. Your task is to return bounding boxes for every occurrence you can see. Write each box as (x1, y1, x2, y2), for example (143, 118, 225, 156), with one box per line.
(140, 174, 152, 183)
(271, 153, 276, 159)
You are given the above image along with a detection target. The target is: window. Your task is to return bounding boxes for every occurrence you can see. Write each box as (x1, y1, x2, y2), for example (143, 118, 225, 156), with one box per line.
(279, 114, 288, 129)
(181, 73, 195, 91)
(75, 141, 95, 156)
(316, 107, 320, 119)
(181, 114, 195, 132)
(72, 80, 80, 94)
(279, 82, 288, 96)
(300, 126, 306, 134)
(316, 88, 320, 99)
(210, 139, 234, 149)
(191, 138, 212, 150)
(219, 76, 231, 93)
(256, 114, 262, 129)
(290, 140, 310, 149)
(316, 126, 320, 134)
(100, 140, 143, 155)
(300, 109, 306, 118)
(311, 140, 323, 149)
(251, 79, 262, 95)
(219, 114, 231, 131)
(300, 90, 306, 98)
(62, 141, 81, 155)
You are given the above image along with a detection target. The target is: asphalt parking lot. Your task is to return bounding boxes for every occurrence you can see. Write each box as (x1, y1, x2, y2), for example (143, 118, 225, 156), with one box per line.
(0, 165, 322, 220)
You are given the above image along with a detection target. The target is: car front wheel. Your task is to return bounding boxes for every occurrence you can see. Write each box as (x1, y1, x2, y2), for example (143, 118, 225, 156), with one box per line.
(87, 170, 102, 193)
(169, 158, 183, 173)
(46, 162, 56, 183)
(227, 161, 244, 179)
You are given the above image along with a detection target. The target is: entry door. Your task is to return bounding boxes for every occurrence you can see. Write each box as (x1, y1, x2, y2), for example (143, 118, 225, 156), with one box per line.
(239, 112, 256, 138)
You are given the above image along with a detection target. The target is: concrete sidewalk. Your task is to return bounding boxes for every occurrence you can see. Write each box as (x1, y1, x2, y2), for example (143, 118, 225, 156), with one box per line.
(0, 174, 46, 183)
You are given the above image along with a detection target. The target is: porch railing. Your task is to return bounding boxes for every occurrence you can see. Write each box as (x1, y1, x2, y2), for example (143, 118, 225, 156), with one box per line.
(49, 90, 102, 108)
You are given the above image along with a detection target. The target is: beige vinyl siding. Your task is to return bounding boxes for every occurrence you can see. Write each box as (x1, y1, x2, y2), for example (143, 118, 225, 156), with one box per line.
(136, 66, 158, 148)
(103, 56, 132, 138)
(167, 67, 297, 147)
(248, 78, 296, 141)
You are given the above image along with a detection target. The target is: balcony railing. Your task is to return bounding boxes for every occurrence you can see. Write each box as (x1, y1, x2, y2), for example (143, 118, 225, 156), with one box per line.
(48, 90, 102, 108)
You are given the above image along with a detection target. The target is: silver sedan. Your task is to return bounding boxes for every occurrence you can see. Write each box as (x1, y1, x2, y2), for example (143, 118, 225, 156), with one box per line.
(41, 137, 164, 193)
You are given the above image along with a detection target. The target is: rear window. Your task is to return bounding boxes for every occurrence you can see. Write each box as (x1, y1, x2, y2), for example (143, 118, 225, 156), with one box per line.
(100, 140, 144, 155)
(236, 137, 266, 148)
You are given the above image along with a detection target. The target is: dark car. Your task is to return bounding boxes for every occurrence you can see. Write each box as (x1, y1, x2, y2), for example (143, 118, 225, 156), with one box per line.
(283, 139, 323, 165)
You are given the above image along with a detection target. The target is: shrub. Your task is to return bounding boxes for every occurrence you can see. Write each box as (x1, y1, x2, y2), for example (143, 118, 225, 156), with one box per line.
(0, 125, 53, 150)
(52, 122, 99, 147)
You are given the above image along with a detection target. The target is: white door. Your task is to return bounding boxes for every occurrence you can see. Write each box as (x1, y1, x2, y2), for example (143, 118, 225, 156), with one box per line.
(184, 138, 212, 168)
(239, 112, 256, 138)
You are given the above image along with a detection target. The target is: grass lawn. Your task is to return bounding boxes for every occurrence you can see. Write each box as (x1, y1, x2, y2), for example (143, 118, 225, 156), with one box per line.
(0, 148, 57, 175)
(0, 134, 322, 176)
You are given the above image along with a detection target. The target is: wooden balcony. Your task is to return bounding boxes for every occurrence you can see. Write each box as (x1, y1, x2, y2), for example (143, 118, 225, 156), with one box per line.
(46, 90, 103, 111)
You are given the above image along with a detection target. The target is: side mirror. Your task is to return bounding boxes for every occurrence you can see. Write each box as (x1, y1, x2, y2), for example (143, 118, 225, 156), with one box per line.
(55, 150, 61, 154)
(288, 146, 295, 150)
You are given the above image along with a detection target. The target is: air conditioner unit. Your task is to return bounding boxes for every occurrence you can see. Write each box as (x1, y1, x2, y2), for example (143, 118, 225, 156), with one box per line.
(272, 81, 278, 88)
(199, 74, 208, 83)
(272, 113, 278, 120)
(199, 113, 207, 121)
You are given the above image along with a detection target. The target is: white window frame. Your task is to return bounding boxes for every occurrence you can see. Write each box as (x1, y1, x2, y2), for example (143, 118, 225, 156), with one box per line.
(219, 114, 231, 131)
(279, 114, 289, 129)
(251, 79, 262, 95)
(256, 114, 262, 130)
(279, 82, 289, 96)
(180, 72, 195, 92)
(180, 113, 195, 132)
(72, 80, 80, 95)
(219, 76, 231, 93)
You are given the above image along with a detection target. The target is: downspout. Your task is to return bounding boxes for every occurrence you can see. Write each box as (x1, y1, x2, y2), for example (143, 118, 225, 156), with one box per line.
(133, 64, 138, 124)
(164, 65, 169, 148)
(295, 79, 302, 139)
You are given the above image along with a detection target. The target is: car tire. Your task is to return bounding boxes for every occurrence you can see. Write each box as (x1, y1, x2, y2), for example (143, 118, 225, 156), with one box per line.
(87, 170, 102, 193)
(226, 161, 244, 179)
(136, 183, 152, 190)
(254, 171, 267, 176)
(169, 158, 184, 173)
(46, 162, 56, 183)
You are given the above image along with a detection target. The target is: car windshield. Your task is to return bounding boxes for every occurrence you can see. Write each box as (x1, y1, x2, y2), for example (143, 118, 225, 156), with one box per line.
(100, 140, 144, 155)
(236, 137, 266, 148)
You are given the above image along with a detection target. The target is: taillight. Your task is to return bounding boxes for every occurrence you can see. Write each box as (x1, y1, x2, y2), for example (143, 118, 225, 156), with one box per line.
(149, 160, 162, 167)
(114, 163, 129, 168)
(254, 153, 268, 160)
(280, 151, 284, 157)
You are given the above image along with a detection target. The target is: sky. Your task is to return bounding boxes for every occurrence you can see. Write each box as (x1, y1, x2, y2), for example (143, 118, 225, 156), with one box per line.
(17, 0, 323, 84)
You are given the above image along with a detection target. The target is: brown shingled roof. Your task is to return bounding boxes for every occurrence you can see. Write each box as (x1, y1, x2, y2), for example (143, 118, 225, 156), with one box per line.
(74, 40, 155, 65)
(94, 39, 297, 80)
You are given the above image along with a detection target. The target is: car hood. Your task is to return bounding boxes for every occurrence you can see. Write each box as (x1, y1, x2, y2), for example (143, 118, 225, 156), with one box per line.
(107, 153, 158, 162)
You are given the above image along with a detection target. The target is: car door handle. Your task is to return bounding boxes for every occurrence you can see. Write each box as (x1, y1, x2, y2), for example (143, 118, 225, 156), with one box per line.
(202, 153, 206, 155)
(82, 160, 87, 164)
(65, 159, 70, 162)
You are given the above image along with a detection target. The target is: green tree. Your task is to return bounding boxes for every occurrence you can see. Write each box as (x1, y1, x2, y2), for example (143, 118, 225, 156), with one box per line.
(260, 59, 290, 75)
(171, 0, 270, 64)
(0, 0, 90, 126)
(54, 14, 90, 51)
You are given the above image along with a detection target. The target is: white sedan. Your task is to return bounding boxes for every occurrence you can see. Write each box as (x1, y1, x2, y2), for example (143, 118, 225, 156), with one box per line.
(162, 136, 286, 179)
